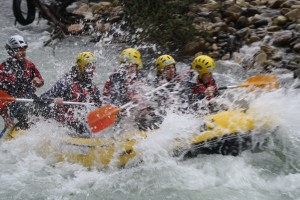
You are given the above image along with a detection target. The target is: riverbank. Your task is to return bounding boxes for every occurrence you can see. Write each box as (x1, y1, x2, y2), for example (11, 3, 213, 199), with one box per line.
(14, 0, 300, 77)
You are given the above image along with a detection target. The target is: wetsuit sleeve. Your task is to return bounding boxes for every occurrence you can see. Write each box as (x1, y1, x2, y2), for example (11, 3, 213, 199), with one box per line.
(26, 59, 44, 86)
(40, 78, 69, 101)
(0, 63, 9, 91)
(213, 79, 220, 97)
(92, 86, 103, 107)
(102, 76, 111, 97)
(0, 63, 10, 118)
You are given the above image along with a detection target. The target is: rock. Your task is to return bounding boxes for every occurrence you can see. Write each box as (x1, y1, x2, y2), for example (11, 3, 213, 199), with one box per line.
(273, 30, 294, 46)
(236, 0, 251, 7)
(95, 22, 112, 33)
(267, 26, 282, 32)
(272, 53, 283, 61)
(212, 43, 218, 51)
(269, 0, 286, 9)
(254, 50, 268, 66)
(236, 16, 249, 28)
(112, 6, 124, 15)
(68, 24, 84, 34)
(295, 24, 300, 31)
(182, 39, 207, 56)
(255, 29, 267, 38)
(110, 15, 122, 23)
(272, 15, 288, 26)
(294, 68, 300, 78)
(225, 5, 243, 13)
(222, 11, 240, 22)
(261, 45, 276, 56)
(73, 4, 92, 16)
(249, 35, 261, 43)
(235, 27, 250, 39)
(281, 0, 300, 8)
(221, 53, 231, 60)
(91, 2, 112, 14)
(289, 35, 300, 46)
(240, 8, 260, 17)
(280, 8, 290, 15)
(254, 19, 269, 28)
(293, 43, 300, 52)
(249, 14, 262, 24)
(285, 9, 300, 21)
(208, 51, 219, 58)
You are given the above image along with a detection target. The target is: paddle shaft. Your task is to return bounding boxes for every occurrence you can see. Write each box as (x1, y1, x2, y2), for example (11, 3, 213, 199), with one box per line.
(12, 98, 95, 106)
(218, 86, 238, 90)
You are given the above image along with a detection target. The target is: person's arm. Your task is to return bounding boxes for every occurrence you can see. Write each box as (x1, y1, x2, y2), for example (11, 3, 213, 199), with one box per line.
(92, 85, 103, 107)
(213, 79, 220, 97)
(0, 63, 14, 128)
(0, 107, 14, 128)
(26, 59, 44, 88)
(40, 78, 67, 103)
(102, 78, 111, 97)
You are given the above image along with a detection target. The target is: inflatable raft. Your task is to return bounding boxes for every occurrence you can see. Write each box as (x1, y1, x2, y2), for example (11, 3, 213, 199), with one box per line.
(4, 109, 276, 168)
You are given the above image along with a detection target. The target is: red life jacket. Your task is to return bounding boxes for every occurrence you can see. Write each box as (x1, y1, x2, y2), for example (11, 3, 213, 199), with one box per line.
(54, 82, 99, 123)
(0, 58, 44, 98)
(102, 70, 139, 106)
(192, 78, 219, 100)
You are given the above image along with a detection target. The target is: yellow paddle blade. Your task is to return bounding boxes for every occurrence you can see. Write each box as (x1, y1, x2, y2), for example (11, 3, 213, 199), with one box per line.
(87, 104, 121, 133)
(238, 74, 279, 90)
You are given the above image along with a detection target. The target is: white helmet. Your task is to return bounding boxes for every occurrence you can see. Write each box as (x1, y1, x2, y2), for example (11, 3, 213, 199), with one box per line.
(6, 35, 28, 49)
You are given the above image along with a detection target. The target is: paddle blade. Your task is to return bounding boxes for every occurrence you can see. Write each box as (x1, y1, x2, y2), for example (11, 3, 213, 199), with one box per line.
(87, 104, 121, 133)
(0, 90, 15, 108)
(238, 74, 279, 90)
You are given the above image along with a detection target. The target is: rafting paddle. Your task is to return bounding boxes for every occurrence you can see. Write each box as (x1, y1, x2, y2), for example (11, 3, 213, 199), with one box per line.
(218, 74, 279, 90)
(88, 74, 279, 134)
(87, 80, 177, 133)
(0, 90, 95, 107)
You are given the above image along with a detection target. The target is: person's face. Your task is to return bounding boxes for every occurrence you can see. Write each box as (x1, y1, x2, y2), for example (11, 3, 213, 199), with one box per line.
(14, 47, 27, 60)
(163, 64, 176, 81)
(200, 72, 212, 83)
(125, 64, 138, 74)
(84, 62, 96, 79)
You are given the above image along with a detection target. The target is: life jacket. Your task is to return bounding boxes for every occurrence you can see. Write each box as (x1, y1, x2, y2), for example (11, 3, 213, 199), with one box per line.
(0, 58, 43, 98)
(54, 81, 100, 123)
(103, 69, 143, 106)
(192, 78, 219, 101)
(0, 58, 44, 120)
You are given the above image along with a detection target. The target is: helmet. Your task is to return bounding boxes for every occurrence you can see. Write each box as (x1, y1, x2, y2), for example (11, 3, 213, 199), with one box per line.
(191, 55, 216, 77)
(155, 55, 176, 73)
(119, 48, 142, 69)
(5, 35, 28, 49)
(75, 52, 97, 74)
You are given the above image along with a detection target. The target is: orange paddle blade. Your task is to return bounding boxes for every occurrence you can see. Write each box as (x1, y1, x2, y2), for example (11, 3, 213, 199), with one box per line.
(0, 90, 15, 108)
(87, 104, 121, 133)
(238, 74, 279, 89)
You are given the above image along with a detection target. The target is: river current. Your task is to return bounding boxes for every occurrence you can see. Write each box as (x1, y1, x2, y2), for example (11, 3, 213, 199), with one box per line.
(1, 1, 300, 200)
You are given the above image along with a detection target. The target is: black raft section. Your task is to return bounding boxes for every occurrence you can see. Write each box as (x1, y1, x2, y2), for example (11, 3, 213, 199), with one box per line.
(181, 131, 270, 159)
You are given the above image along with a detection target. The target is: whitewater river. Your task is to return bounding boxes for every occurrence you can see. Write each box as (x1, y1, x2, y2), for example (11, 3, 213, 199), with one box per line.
(1, 1, 300, 200)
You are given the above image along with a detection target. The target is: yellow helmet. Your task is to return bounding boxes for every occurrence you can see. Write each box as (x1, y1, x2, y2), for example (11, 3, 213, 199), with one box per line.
(155, 55, 176, 73)
(119, 48, 143, 69)
(191, 55, 216, 77)
(76, 52, 97, 74)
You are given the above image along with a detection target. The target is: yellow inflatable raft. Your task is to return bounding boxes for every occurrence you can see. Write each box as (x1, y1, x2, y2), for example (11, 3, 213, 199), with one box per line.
(5, 109, 276, 168)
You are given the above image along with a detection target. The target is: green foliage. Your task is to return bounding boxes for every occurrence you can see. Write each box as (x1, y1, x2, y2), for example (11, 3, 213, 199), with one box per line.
(122, 0, 196, 51)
